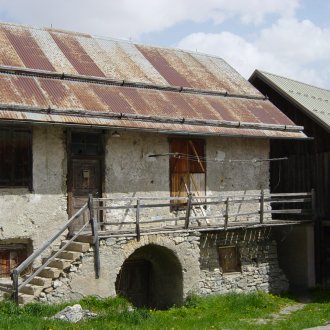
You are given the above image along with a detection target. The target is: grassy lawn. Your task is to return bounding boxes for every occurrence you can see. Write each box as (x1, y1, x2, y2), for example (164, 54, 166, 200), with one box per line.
(0, 290, 329, 329)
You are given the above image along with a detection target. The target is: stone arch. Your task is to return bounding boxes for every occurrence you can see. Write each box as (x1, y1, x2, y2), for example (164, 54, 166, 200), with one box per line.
(115, 244, 183, 309)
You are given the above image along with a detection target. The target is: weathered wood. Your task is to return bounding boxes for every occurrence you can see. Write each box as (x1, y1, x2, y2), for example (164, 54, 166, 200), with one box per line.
(184, 193, 193, 229)
(89, 194, 100, 278)
(136, 199, 141, 241)
(260, 190, 264, 224)
(224, 198, 229, 230)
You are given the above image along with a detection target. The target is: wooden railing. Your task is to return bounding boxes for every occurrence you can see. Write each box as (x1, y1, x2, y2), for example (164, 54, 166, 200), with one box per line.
(10, 190, 314, 305)
(92, 189, 315, 239)
(11, 195, 100, 305)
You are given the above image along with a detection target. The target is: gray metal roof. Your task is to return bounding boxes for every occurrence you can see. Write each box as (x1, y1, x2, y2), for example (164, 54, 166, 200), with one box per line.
(250, 70, 330, 131)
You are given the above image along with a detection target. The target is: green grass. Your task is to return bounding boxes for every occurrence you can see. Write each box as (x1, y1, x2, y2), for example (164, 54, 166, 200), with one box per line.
(0, 290, 330, 329)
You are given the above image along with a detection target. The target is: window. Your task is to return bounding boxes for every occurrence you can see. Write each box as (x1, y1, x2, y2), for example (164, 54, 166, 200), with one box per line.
(71, 132, 103, 156)
(218, 246, 241, 273)
(170, 138, 206, 207)
(0, 127, 32, 188)
(0, 245, 27, 277)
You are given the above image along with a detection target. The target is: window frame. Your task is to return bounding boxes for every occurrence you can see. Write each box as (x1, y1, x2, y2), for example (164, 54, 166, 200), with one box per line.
(218, 245, 242, 273)
(0, 126, 32, 189)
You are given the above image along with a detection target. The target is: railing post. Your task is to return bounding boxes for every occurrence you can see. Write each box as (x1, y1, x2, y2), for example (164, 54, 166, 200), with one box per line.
(11, 270, 19, 305)
(89, 194, 100, 279)
(311, 188, 316, 221)
(184, 193, 192, 229)
(260, 189, 264, 224)
(136, 199, 141, 241)
(224, 197, 229, 230)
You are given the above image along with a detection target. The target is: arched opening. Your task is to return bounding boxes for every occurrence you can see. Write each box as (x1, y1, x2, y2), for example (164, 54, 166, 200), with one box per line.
(115, 244, 183, 309)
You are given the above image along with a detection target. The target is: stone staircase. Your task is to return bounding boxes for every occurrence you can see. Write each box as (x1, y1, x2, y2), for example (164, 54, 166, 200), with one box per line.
(18, 240, 90, 304)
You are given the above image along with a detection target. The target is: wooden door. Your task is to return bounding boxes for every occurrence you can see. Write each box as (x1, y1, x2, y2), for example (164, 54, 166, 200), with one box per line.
(116, 259, 151, 307)
(69, 158, 102, 232)
(68, 131, 104, 233)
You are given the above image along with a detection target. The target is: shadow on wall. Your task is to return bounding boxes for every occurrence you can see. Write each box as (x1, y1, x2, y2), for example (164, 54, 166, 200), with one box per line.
(115, 244, 183, 309)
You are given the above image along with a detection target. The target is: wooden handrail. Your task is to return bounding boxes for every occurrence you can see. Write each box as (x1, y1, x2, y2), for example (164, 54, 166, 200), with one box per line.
(11, 202, 90, 305)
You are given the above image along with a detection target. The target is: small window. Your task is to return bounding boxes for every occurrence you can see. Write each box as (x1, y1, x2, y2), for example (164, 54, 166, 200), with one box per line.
(71, 132, 103, 156)
(0, 246, 27, 277)
(0, 127, 32, 188)
(218, 246, 241, 273)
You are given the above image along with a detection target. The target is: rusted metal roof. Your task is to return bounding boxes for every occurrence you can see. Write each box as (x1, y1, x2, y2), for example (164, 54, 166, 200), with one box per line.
(0, 22, 306, 138)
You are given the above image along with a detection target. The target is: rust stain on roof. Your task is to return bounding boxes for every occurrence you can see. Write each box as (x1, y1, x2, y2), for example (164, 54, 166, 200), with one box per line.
(0, 22, 305, 139)
(50, 32, 105, 77)
(3, 26, 55, 72)
(136, 45, 192, 87)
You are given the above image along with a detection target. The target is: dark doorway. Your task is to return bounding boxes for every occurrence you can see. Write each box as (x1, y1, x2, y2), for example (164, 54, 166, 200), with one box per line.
(115, 244, 183, 309)
(67, 131, 103, 232)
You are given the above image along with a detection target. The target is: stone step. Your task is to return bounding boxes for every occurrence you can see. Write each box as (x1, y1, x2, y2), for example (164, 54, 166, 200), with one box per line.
(20, 284, 43, 296)
(75, 234, 93, 244)
(61, 240, 90, 253)
(57, 251, 81, 261)
(29, 276, 52, 287)
(18, 293, 35, 304)
(38, 267, 62, 279)
(48, 258, 72, 270)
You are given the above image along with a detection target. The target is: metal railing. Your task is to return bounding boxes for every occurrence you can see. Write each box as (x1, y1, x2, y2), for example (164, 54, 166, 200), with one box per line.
(11, 195, 99, 305)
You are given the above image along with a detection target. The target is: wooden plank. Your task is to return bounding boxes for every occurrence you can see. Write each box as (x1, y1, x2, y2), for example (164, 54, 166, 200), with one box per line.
(136, 199, 141, 241)
(188, 140, 205, 172)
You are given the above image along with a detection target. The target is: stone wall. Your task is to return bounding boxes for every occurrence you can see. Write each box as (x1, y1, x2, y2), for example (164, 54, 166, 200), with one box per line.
(41, 228, 288, 305)
(42, 233, 201, 305)
(199, 228, 289, 295)
(0, 126, 67, 250)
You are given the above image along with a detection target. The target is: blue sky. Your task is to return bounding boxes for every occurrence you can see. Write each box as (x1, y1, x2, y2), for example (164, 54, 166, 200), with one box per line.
(0, 0, 329, 89)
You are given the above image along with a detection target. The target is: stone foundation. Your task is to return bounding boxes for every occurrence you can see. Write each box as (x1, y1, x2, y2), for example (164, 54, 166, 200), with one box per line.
(40, 228, 288, 305)
(199, 228, 289, 295)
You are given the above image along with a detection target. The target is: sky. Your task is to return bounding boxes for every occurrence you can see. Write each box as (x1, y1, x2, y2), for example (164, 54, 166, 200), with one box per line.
(0, 0, 329, 89)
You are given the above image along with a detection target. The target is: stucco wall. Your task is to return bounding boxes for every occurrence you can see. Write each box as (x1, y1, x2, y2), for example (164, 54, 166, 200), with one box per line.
(0, 126, 67, 249)
(103, 131, 270, 226)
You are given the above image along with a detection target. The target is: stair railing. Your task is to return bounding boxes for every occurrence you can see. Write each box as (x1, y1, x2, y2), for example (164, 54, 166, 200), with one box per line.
(11, 196, 98, 305)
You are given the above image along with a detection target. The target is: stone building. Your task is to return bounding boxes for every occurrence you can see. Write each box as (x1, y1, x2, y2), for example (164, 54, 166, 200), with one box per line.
(0, 22, 312, 306)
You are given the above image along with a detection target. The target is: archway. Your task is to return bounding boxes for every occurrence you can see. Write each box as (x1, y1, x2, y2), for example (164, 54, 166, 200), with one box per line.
(115, 244, 183, 309)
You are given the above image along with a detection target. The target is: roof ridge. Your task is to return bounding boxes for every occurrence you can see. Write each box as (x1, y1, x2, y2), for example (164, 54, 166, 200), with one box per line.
(0, 20, 227, 63)
(258, 70, 330, 93)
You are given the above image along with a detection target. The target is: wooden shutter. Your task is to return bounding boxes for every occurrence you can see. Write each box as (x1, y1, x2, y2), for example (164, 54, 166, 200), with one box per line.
(170, 139, 205, 207)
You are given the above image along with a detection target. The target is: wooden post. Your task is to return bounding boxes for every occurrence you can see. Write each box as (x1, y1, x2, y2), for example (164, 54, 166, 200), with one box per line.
(185, 193, 192, 229)
(11, 270, 19, 305)
(260, 189, 264, 224)
(224, 197, 229, 230)
(89, 194, 100, 279)
(311, 188, 316, 221)
(136, 199, 141, 241)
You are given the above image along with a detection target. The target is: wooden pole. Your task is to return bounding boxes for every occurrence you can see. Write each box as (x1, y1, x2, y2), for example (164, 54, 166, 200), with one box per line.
(89, 194, 100, 279)
(260, 189, 264, 224)
(136, 199, 141, 241)
(11, 270, 19, 305)
(224, 197, 229, 230)
(185, 193, 193, 229)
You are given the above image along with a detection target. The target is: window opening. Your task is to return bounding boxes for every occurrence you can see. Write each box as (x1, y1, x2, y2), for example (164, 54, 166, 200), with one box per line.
(0, 127, 32, 188)
(218, 245, 241, 273)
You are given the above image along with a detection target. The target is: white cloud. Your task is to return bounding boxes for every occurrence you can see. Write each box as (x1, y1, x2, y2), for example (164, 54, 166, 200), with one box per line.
(0, 0, 299, 38)
(177, 18, 330, 88)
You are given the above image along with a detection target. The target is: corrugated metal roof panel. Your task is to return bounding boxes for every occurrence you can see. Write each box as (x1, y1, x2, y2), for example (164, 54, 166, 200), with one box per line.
(0, 72, 304, 138)
(0, 22, 305, 139)
(0, 109, 305, 139)
(0, 22, 261, 95)
(250, 70, 330, 131)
